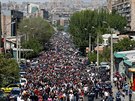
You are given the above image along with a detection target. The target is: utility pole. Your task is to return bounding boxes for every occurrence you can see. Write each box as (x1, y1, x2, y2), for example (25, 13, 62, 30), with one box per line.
(90, 26, 95, 53)
(110, 30, 113, 82)
(97, 33, 99, 68)
(89, 33, 91, 52)
(16, 35, 18, 63)
(103, 21, 114, 82)
(4, 33, 6, 53)
(107, 24, 114, 82)
(107, 0, 112, 13)
(4, 22, 15, 54)
(19, 37, 21, 64)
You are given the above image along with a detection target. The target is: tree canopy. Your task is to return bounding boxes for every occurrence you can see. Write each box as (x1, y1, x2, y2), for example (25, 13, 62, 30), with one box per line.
(114, 38, 135, 52)
(88, 38, 135, 63)
(18, 17, 55, 58)
(18, 17, 54, 44)
(69, 10, 127, 52)
(0, 54, 19, 87)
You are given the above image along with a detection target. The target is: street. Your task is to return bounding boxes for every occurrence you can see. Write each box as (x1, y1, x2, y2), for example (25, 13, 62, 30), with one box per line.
(16, 32, 135, 101)
(0, 31, 135, 101)
(1, 0, 135, 101)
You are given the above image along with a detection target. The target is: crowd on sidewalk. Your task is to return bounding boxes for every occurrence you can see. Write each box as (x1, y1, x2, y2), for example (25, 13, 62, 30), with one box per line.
(15, 32, 133, 101)
(113, 72, 133, 101)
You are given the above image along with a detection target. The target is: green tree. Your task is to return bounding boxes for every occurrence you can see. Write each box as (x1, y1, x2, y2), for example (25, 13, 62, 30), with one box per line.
(88, 52, 105, 63)
(69, 10, 127, 53)
(102, 47, 111, 62)
(18, 17, 54, 58)
(22, 39, 43, 58)
(88, 52, 97, 63)
(114, 38, 135, 52)
(18, 17, 54, 45)
(57, 25, 64, 31)
(0, 54, 19, 87)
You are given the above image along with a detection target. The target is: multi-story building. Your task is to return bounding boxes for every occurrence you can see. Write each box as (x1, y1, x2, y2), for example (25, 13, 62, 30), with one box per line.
(1, 10, 23, 50)
(111, 0, 135, 31)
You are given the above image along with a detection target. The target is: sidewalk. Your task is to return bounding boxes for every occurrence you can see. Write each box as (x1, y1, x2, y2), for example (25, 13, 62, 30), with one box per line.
(112, 83, 135, 101)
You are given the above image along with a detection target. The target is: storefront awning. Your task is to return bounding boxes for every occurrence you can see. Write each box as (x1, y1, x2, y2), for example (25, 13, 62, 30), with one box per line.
(114, 52, 126, 59)
(124, 60, 132, 66)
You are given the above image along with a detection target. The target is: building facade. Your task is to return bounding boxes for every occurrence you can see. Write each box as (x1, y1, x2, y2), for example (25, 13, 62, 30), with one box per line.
(114, 50, 135, 91)
(111, 0, 135, 31)
(1, 10, 23, 50)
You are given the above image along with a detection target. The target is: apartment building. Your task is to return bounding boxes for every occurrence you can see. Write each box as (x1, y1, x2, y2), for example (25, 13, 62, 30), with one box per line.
(1, 10, 23, 50)
(111, 0, 135, 31)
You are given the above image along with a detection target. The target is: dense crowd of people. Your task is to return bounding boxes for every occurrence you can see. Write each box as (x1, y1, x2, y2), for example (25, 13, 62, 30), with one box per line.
(16, 32, 133, 101)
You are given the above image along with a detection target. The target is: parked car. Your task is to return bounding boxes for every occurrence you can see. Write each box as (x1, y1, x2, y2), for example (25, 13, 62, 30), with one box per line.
(9, 88, 21, 100)
(99, 65, 107, 72)
(100, 62, 110, 70)
(19, 71, 26, 77)
(0, 90, 7, 100)
(1, 84, 20, 93)
(20, 78, 27, 87)
(89, 64, 96, 68)
(19, 64, 27, 69)
(100, 62, 109, 65)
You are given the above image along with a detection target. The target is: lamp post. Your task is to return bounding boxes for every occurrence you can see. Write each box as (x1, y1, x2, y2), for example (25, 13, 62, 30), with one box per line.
(23, 25, 28, 40)
(16, 34, 26, 64)
(110, 31, 113, 82)
(89, 32, 91, 52)
(89, 26, 95, 53)
(16, 34, 18, 63)
(30, 28, 34, 38)
(97, 32, 99, 68)
(4, 21, 15, 53)
(84, 28, 88, 52)
(103, 21, 114, 82)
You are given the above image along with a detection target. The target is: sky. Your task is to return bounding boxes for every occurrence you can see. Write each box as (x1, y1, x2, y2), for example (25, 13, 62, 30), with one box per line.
(1, 0, 91, 3)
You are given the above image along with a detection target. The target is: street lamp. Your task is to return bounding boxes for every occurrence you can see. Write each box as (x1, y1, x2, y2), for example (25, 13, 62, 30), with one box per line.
(4, 21, 15, 53)
(89, 26, 95, 53)
(103, 21, 114, 82)
(16, 34, 26, 64)
(85, 27, 95, 53)
(16, 25, 33, 64)
(23, 25, 28, 41)
(23, 25, 34, 41)
(30, 28, 34, 38)
(97, 31, 99, 69)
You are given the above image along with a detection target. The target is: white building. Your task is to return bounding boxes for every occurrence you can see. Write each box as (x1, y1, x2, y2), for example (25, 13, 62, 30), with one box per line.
(27, 3, 40, 17)
(110, 0, 135, 31)
(102, 34, 119, 46)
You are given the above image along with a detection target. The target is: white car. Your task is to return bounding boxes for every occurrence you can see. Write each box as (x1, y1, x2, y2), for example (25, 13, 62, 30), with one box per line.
(100, 62, 110, 70)
(19, 72, 26, 77)
(20, 78, 27, 86)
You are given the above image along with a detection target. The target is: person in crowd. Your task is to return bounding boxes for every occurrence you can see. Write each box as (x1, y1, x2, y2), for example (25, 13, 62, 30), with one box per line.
(123, 83, 129, 95)
(106, 93, 114, 101)
(115, 89, 122, 101)
(19, 32, 118, 101)
(87, 90, 95, 101)
(129, 87, 132, 101)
